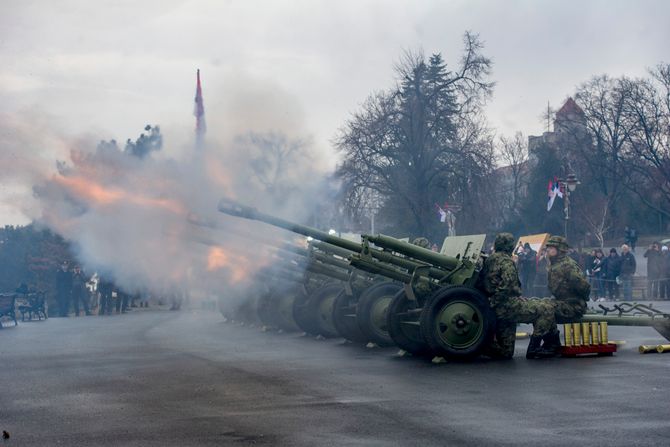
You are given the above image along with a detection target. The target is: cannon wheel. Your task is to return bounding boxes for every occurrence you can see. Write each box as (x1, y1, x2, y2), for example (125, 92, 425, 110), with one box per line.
(292, 289, 322, 335)
(386, 290, 432, 356)
(332, 289, 368, 343)
(257, 291, 278, 328)
(356, 282, 402, 347)
(235, 294, 262, 325)
(273, 290, 301, 332)
(303, 283, 342, 338)
(419, 286, 495, 360)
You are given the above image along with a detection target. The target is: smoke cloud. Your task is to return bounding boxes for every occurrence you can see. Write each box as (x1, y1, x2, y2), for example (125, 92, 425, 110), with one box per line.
(1, 79, 335, 303)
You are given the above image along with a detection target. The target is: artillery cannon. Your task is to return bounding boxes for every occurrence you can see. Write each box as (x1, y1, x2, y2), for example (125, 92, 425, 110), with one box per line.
(245, 242, 353, 336)
(238, 235, 393, 344)
(218, 198, 494, 360)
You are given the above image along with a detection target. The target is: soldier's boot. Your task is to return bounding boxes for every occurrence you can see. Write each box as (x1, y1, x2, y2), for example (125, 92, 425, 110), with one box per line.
(526, 335, 555, 359)
(482, 343, 514, 360)
(541, 330, 562, 357)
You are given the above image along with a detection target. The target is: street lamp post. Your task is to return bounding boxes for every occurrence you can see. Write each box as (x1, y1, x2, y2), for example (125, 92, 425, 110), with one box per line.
(560, 173, 580, 239)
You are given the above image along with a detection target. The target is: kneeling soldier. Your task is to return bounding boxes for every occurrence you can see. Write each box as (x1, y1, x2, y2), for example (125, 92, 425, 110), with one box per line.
(543, 235, 591, 353)
(478, 233, 557, 359)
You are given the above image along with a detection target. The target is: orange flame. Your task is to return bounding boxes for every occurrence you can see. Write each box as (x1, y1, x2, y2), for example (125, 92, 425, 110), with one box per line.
(206, 246, 249, 283)
(54, 175, 185, 214)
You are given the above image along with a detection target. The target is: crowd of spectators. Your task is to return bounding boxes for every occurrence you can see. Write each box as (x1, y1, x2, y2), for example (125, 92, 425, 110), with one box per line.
(53, 261, 153, 317)
(512, 233, 670, 302)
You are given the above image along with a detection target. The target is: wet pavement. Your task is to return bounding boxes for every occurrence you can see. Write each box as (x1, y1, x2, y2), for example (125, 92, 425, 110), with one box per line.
(1, 305, 669, 446)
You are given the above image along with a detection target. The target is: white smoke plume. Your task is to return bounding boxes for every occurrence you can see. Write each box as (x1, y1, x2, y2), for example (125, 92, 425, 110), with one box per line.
(1, 82, 335, 303)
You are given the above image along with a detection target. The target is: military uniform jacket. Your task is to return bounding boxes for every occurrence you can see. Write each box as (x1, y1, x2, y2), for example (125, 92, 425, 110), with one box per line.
(478, 252, 522, 308)
(548, 254, 590, 305)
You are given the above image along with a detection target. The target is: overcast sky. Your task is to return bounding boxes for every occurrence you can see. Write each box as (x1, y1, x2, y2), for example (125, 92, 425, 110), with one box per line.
(1, 0, 669, 225)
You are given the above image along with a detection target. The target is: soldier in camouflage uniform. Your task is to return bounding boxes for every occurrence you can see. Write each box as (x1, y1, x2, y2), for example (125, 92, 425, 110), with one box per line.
(411, 237, 431, 249)
(541, 235, 591, 353)
(478, 233, 557, 359)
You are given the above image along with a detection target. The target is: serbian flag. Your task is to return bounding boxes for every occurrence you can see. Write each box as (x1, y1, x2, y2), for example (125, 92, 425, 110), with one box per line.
(194, 69, 206, 139)
(547, 177, 563, 211)
(435, 203, 447, 222)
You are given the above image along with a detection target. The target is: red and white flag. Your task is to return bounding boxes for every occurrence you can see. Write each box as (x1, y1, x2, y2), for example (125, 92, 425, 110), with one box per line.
(547, 177, 563, 211)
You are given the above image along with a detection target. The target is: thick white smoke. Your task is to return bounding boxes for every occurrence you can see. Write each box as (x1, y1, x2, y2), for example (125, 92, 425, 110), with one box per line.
(1, 82, 335, 302)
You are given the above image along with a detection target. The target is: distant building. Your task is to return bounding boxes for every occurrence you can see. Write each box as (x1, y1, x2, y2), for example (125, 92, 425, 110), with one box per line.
(528, 97, 589, 162)
(491, 97, 590, 226)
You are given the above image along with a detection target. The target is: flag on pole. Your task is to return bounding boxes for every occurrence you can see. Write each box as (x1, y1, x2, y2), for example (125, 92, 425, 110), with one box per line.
(547, 177, 563, 211)
(437, 205, 447, 223)
(194, 69, 206, 147)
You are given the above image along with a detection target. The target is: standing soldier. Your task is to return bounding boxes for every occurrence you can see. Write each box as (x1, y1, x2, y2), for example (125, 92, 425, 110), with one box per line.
(542, 236, 591, 352)
(55, 262, 73, 317)
(477, 233, 557, 359)
(97, 278, 114, 316)
(71, 266, 91, 316)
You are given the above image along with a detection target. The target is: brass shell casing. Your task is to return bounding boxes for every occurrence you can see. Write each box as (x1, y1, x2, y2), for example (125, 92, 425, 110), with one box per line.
(599, 322, 608, 344)
(656, 344, 670, 353)
(582, 322, 591, 345)
(590, 322, 600, 344)
(573, 323, 582, 346)
(639, 345, 657, 354)
(563, 324, 573, 346)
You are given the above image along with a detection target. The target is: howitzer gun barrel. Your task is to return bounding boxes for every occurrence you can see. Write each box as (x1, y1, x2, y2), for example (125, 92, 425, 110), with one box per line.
(363, 234, 460, 271)
(302, 259, 351, 282)
(218, 198, 361, 252)
(311, 251, 353, 272)
(310, 240, 356, 259)
(218, 198, 451, 280)
(275, 244, 360, 272)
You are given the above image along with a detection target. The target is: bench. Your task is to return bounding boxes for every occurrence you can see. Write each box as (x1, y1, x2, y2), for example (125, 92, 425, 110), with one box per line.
(18, 292, 48, 321)
(0, 293, 18, 328)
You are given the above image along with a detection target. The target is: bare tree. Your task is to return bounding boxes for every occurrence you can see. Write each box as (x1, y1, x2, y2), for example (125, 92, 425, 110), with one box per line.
(236, 131, 311, 197)
(620, 70, 670, 218)
(497, 132, 528, 222)
(336, 32, 495, 238)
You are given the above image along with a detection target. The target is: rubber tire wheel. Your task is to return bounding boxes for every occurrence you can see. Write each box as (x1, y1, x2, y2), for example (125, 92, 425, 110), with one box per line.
(387, 290, 432, 356)
(304, 283, 342, 338)
(273, 291, 300, 332)
(356, 282, 402, 347)
(419, 285, 495, 360)
(237, 294, 262, 325)
(332, 289, 368, 343)
(292, 289, 322, 335)
(256, 292, 278, 328)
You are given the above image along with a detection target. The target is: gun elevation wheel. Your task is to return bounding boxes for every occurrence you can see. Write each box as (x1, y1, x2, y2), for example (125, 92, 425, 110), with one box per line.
(386, 290, 432, 356)
(356, 282, 402, 347)
(419, 286, 495, 360)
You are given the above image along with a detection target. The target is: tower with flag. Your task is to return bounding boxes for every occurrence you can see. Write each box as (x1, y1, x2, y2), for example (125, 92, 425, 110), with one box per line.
(194, 69, 206, 149)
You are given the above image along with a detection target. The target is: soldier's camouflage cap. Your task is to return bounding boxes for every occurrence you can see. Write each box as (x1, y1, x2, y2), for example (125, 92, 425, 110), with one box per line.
(412, 237, 431, 249)
(494, 233, 515, 254)
(545, 235, 569, 252)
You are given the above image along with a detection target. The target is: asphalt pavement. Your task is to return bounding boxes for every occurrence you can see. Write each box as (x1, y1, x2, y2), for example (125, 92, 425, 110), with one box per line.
(1, 305, 669, 446)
